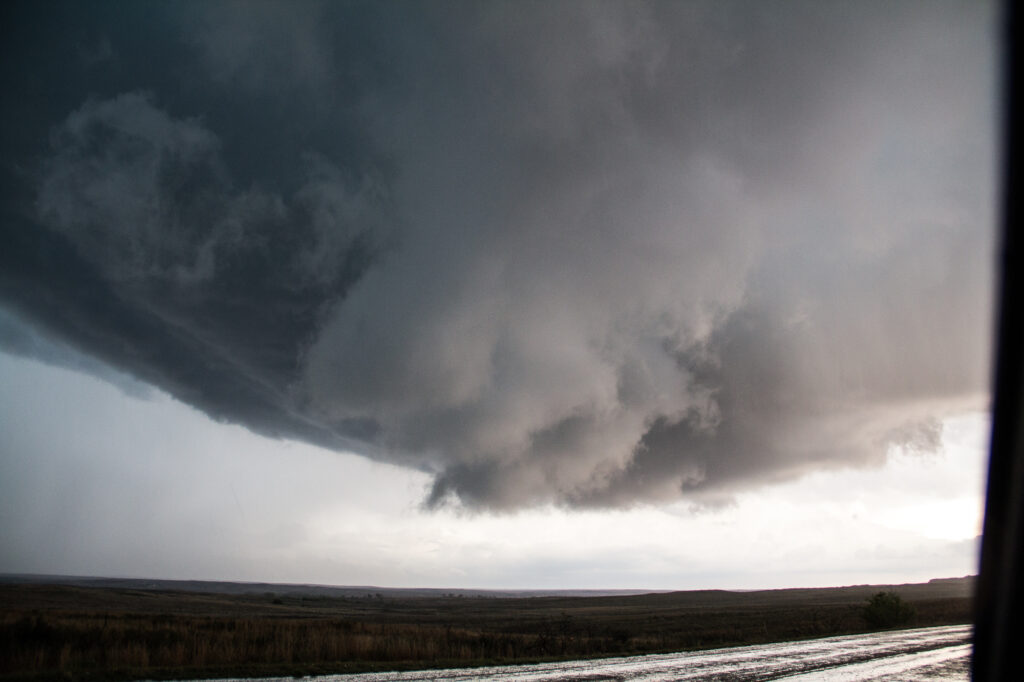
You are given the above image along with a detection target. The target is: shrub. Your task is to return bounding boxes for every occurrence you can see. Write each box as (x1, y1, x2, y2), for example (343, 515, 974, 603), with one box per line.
(862, 591, 916, 628)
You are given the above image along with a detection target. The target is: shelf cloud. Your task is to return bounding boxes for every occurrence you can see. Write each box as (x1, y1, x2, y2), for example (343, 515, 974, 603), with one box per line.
(0, 1, 995, 510)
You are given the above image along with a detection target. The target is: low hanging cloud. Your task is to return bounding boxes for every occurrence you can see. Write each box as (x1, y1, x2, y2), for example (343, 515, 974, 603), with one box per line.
(0, 1, 996, 510)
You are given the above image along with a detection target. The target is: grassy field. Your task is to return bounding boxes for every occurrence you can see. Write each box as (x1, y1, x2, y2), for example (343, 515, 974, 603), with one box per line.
(0, 577, 973, 681)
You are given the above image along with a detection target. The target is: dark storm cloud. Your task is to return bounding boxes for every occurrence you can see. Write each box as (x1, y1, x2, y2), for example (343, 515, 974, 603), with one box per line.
(0, 1, 996, 509)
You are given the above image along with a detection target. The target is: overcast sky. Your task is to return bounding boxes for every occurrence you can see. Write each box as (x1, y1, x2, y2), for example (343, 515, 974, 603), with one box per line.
(0, 0, 998, 589)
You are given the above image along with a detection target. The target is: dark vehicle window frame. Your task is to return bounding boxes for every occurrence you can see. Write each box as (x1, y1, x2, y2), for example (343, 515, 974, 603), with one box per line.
(972, 2, 1021, 679)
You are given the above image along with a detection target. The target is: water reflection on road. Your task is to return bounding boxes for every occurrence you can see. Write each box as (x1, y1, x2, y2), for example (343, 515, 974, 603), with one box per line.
(197, 624, 972, 682)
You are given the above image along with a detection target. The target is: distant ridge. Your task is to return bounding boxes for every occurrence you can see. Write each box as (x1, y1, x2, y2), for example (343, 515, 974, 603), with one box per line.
(928, 575, 977, 584)
(0, 573, 668, 599)
(0, 572, 973, 600)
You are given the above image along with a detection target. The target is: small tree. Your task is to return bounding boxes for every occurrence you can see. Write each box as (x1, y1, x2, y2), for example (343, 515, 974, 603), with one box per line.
(862, 591, 916, 628)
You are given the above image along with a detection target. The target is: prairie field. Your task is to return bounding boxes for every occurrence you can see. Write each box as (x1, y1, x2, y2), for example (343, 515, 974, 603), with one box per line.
(0, 578, 973, 681)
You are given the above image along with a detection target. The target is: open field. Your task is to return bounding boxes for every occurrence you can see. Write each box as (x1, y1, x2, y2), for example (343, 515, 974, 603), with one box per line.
(0, 576, 973, 681)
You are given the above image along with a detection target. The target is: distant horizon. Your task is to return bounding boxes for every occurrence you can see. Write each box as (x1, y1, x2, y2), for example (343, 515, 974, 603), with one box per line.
(0, 570, 979, 596)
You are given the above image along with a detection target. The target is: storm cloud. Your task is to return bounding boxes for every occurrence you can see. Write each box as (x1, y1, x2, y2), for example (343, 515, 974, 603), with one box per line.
(0, 1, 996, 509)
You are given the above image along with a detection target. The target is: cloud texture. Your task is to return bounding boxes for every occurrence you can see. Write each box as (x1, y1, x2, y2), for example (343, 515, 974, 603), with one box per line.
(0, 0, 996, 509)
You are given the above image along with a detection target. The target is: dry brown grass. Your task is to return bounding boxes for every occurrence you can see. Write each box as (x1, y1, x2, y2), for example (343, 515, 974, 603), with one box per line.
(0, 582, 973, 680)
